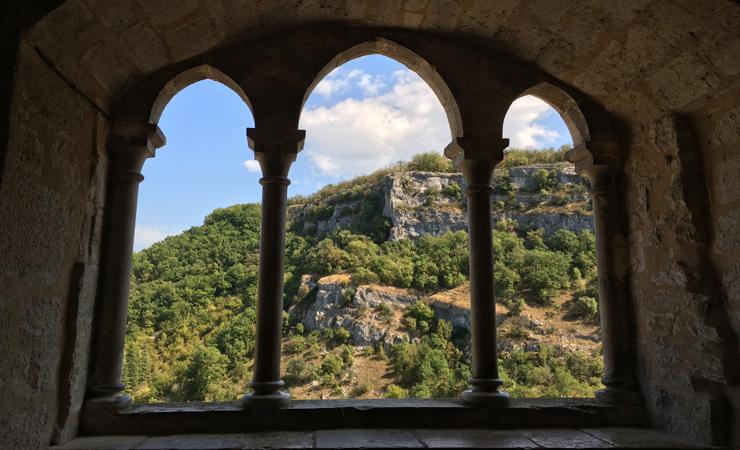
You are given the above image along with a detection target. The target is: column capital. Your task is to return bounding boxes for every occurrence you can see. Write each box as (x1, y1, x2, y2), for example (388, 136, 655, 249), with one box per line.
(108, 122, 166, 173)
(247, 128, 305, 153)
(445, 136, 509, 188)
(444, 135, 509, 165)
(247, 128, 305, 178)
(565, 142, 623, 189)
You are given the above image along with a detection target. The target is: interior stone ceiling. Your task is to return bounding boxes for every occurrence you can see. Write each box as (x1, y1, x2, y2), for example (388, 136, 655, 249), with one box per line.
(26, 0, 740, 120)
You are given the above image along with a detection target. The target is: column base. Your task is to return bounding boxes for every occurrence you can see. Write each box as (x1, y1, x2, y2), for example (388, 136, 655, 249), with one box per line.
(462, 377, 510, 407)
(83, 393, 132, 413)
(241, 380, 291, 409)
(596, 387, 642, 405)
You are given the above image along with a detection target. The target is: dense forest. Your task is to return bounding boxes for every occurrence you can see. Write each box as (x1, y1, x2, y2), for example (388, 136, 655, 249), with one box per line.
(124, 146, 604, 402)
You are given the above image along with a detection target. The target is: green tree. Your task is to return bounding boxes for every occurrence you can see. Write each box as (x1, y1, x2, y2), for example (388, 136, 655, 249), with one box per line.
(183, 346, 229, 401)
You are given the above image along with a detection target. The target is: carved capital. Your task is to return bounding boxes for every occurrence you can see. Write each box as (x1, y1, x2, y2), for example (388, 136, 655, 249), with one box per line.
(247, 128, 305, 178)
(445, 136, 508, 187)
(108, 122, 166, 174)
(565, 142, 623, 189)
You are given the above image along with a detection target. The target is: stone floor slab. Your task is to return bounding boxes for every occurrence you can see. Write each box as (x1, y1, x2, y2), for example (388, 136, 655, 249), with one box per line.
(519, 428, 615, 448)
(416, 429, 538, 448)
(582, 428, 701, 448)
(242, 431, 315, 449)
(134, 433, 244, 449)
(54, 435, 147, 449)
(315, 429, 421, 448)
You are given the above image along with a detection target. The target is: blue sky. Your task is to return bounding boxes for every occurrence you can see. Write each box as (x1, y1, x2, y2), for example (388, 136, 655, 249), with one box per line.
(134, 55, 572, 250)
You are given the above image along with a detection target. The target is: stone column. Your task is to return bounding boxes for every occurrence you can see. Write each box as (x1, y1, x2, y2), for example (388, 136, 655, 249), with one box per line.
(241, 128, 304, 409)
(445, 136, 510, 407)
(86, 122, 165, 409)
(567, 143, 642, 405)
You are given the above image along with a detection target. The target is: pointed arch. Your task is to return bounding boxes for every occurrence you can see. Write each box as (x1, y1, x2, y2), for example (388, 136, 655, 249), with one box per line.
(301, 38, 463, 139)
(516, 82, 591, 147)
(149, 65, 253, 124)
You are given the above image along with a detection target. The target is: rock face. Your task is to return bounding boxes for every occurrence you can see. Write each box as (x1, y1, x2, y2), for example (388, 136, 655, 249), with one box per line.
(497, 212, 594, 236)
(289, 276, 422, 350)
(509, 164, 582, 190)
(381, 172, 469, 241)
(292, 166, 594, 242)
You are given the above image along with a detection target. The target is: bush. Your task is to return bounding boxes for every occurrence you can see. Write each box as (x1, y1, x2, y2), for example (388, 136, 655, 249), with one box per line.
(320, 355, 344, 380)
(341, 287, 355, 307)
(406, 152, 456, 173)
(506, 299, 526, 317)
(351, 267, 379, 285)
(442, 182, 462, 200)
(285, 358, 308, 385)
(423, 187, 440, 206)
(376, 302, 393, 317)
(350, 382, 371, 398)
(385, 384, 409, 398)
(572, 296, 598, 318)
(551, 193, 570, 206)
(404, 301, 435, 323)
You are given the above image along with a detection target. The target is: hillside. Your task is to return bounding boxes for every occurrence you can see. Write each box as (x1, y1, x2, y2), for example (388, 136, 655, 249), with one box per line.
(125, 148, 604, 403)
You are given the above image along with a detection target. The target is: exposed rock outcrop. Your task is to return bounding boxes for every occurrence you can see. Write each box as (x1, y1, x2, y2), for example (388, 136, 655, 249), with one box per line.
(291, 165, 593, 242)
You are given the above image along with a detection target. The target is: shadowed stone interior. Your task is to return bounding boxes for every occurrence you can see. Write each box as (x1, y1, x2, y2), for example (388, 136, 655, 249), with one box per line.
(1, 0, 739, 448)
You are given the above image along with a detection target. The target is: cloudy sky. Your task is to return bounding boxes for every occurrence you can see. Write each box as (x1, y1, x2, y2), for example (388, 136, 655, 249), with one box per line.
(134, 55, 571, 250)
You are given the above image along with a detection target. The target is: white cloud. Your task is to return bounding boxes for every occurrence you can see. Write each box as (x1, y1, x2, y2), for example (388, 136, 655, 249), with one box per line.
(300, 69, 450, 178)
(503, 96, 562, 148)
(134, 224, 181, 251)
(312, 68, 362, 100)
(357, 73, 385, 95)
(242, 160, 261, 173)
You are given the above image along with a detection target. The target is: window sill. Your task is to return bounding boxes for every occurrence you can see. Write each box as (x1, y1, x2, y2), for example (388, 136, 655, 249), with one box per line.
(80, 398, 647, 436)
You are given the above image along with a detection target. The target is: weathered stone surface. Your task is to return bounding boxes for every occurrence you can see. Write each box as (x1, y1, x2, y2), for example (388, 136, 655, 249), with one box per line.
(519, 428, 613, 448)
(417, 429, 537, 448)
(55, 435, 146, 449)
(242, 431, 314, 449)
(135, 434, 243, 450)
(316, 429, 421, 448)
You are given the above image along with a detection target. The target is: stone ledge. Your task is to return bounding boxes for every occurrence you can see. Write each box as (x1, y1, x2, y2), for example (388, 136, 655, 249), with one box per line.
(54, 427, 721, 449)
(80, 399, 647, 436)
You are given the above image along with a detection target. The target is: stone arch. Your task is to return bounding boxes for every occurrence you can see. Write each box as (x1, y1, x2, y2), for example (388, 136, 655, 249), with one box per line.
(149, 65, 253, 125)
(515, 82, 591, 147)
(301, 38, 463, 140)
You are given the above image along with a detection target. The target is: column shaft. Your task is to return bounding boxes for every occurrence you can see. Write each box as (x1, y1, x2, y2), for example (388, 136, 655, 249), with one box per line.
(446, 137, 510, 407)
(241, 127, 303, 409)
(86, 123, 162, 410)
(591, 186, 641, 404)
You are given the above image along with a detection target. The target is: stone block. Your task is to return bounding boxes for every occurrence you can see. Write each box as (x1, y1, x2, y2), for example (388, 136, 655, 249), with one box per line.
(519, 428, 612, 448)
(55, 435, 146, 449)
(163, 17, 222, 62)
(416, 429, 537, 448)
(137, 0, 198, 28)
(714, 207, 740, 254)
(647, 52, 720, 110)
(242, 431, 314, 449)
(582, 427, 698, 448)
(135, 433, 244, 449)
(316, 429, 421, 448)
(119, 20, 172, 73)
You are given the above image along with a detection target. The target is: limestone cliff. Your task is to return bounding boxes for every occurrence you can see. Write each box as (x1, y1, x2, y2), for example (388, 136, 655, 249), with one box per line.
(290, 164, 593, 241)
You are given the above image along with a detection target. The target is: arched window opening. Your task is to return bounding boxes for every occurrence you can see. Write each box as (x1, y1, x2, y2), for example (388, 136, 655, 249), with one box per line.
(280, 54, 473, 400)
(494, 94, 603, 398)
(124, 79, 259, 403)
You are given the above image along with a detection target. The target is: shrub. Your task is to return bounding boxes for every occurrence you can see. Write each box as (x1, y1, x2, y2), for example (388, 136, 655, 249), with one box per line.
(404, 301, 434, 322)
(333, 328, 352, 346)
(285, 358, 308, 385)
(551, 193, 570, 206)
(385, 384, 409, 398)
(284, 335, 306, 355)
(376, 302, 393, 317)
(572, 296, 598, 318)
(320, 355, 344, 380)
(442, 182, 462, 200)
(406, 152, 455, 173)
(423, 187, 440, 206)
(351, 267, 379, 285)
(506, 299, 526, 317)
(340, 287, 355, 307)
(350, 382, 371, 398)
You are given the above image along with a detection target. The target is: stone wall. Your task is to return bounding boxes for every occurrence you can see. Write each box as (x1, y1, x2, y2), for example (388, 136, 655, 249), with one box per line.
(0, 40, 105, 449)
(625, 112, 740, 445)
